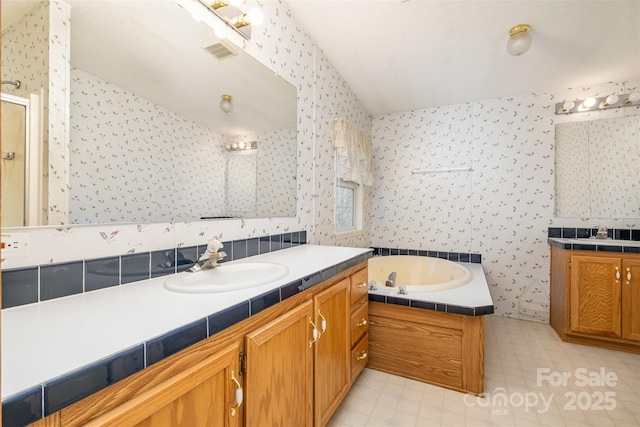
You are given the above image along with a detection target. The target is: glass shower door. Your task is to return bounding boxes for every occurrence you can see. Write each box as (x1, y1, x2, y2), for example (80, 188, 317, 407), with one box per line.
(1, 97, 27, 227)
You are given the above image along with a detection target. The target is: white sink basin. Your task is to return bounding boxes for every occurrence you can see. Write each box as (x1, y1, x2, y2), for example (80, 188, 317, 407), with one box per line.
(566, 238, 640, 247)
(164, 262, 289, 293)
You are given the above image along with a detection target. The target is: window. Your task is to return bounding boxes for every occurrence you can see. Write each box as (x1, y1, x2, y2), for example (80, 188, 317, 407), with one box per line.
(336, 180, 356, 231)
(331, 117, 372, 237)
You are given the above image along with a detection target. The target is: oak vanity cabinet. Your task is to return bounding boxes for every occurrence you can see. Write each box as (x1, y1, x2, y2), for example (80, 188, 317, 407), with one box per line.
(349, 267, 369, 382)
(29, 263, 368, 427)
(32, 342, 242, 427)
(244, 278, 351, 427)
(550, 247, 640, 353)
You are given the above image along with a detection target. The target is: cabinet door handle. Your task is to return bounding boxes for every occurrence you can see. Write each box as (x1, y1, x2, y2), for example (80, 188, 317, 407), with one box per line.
(230, 370, 243, 416)
(356, 282, 367, 288)
(309, 318, 319, 347)
(357, 319, 367, 327)
(627, 267, 632, 284)
(318, 309, 327, 334)
(356, 351, 368, 361)
(615, 266, 620, 283)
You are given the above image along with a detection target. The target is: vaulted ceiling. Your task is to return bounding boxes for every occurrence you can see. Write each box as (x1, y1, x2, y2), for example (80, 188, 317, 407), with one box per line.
(286, 0, 640, 116)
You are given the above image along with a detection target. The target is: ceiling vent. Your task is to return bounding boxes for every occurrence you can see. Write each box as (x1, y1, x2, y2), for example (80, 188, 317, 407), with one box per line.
(203, 40, 237, 60)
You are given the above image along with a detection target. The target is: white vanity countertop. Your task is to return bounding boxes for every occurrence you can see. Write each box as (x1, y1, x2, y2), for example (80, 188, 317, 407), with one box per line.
(368, 263, 493, 310)
(2, 244, 371, 399)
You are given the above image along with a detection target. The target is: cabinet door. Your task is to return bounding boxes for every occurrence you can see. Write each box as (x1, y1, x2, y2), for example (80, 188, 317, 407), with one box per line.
(314, 278, 351, 426)
(245, 300, 314, 427)
(622, 258, 640, 341)
(86, 343, 241, 427)
(570, 255, 621, 337)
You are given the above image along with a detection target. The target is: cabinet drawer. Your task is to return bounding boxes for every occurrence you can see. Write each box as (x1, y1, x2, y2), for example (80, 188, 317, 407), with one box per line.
(351, 334, 368, 382)
(350, 268, 369, 305)
(350, 298, 369, 347)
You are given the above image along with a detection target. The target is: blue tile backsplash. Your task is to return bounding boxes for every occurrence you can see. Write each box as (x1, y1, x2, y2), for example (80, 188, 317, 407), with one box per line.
(370, 247, 482, 264)
(1, 268, 38, 309)
(2, 231, 308, 309)
(39, 262, 83, 301)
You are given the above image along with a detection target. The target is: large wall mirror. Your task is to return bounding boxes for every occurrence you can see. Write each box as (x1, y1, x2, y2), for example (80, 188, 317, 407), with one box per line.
(1, 0, 297, 228)
(555, 115, 640, 218)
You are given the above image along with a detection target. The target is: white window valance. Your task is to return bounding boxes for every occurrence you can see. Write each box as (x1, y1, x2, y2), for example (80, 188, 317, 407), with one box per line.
(331, 117, 374, 187)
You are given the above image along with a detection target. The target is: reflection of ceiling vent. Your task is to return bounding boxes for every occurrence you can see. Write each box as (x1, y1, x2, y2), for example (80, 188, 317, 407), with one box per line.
(203, 40, 237, 60)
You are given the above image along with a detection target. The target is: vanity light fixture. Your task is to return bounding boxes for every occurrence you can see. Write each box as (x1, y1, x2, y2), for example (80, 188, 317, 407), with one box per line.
(174, 0, 263, 40)
(507, 24, 532, 56)
(220, 94, 233, 113)
(226, 141, 257, 151)
(555, 92, 640, 114)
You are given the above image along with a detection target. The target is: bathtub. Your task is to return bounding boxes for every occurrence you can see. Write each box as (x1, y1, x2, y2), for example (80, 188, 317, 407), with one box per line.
(368, 255, 472, 292)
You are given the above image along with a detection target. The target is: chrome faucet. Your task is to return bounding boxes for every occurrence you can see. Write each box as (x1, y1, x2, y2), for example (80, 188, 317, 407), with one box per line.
(595, 225, 608, 240)
(385, 271, 397, 287)
(188, 238, 227, 272)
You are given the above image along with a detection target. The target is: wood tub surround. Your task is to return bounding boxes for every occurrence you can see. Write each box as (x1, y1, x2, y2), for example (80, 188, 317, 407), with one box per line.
(549, 244, 640, 354)
(367, 302, 484, 396)
(30, 261, 369, 427)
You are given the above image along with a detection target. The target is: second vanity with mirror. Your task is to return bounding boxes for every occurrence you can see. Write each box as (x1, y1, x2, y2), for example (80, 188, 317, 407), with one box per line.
(548, 235, 640, 354)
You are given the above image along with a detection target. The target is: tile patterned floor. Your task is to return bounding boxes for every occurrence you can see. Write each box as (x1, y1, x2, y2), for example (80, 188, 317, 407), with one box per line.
(328, 315, 640, 427)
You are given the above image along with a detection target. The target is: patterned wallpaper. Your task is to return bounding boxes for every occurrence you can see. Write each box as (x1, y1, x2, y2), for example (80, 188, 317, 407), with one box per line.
(370, 79, 640, 321)
(47, 0, 71, 225)
(588, 116, 640, 218)
(227, 152, 258, 216)
(312, 51, 372, 248)
(256, 127, 297, 217)
(69, 68, 227, 224)
(555, 122, 590, 217)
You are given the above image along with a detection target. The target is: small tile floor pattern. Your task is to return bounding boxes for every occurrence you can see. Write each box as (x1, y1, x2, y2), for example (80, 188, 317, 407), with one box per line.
(328, 315, 640, 427)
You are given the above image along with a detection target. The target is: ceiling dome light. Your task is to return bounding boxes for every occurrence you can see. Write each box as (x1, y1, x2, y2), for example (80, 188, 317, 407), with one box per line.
(507, 24, 532, 56)
(220, 94, 233, 113)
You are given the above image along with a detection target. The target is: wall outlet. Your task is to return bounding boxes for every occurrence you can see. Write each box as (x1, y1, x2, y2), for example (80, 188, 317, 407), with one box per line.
(1, 232, 30, 258)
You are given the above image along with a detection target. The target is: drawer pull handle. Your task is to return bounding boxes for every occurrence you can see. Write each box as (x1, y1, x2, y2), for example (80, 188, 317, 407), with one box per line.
(357, 319, 368, 327)
(356, 282, 367, 288)
(628, 267, 632, 284)
(230, 370, 243, 416)
(356, 351, 368, 361)
(615, 266, 620, 282)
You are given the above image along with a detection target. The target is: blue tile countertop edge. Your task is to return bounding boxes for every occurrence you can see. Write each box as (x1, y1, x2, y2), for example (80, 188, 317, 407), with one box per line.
(1, 250, 372, 427)
(548, 238, 640, 254)
(368, 293, 494, 316)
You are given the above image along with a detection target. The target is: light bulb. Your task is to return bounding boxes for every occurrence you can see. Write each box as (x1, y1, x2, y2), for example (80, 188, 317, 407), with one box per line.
(561, 101, 575, 112)
(232, 143, 238, 149)
(225, 144, 231, 150)
(247, 8, 264, 26)
(626, 92, 640, 104)
(238, 142, 245, 149)
(582, 97, 596, 108)
(604, 95, 619, 106)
